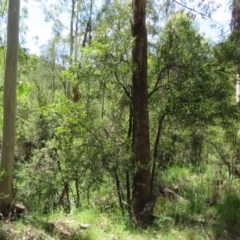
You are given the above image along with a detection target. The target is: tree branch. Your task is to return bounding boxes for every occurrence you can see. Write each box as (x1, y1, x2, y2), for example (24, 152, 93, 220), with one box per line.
(173, 0, 224, 27)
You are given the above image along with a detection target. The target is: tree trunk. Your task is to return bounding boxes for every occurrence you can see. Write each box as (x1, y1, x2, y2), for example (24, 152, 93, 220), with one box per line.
(66, 0, 76, 98)
(75, 176, 80, 209)
(131, 0, 153, 226)
(151, 114, 165, 193)
(64, 180, 71, 214)
(113, 168, 125, 216)
(0, 0, 20, 218)
(126, 101, 133, 215)
(231, 0, 240, 31)
(231, 0, 240, 102)
(82, 0, 93, 48)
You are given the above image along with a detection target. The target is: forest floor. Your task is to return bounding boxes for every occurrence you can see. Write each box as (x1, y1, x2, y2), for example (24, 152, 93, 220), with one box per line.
(1, 166, 240, 239)
(0, 215, 208, 240)
(0, 207, 232, 240)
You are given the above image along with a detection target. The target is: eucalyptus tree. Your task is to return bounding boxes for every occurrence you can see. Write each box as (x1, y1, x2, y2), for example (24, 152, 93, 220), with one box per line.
(0, 0, 20, 217)
(231, 0, 240, 31)
(41, 0, 97, 99)
(131, 0, 153, 226)
(61, 0, 133, 213)
(18, 0, 102, 213)
(231, 0, 240, 103)
(39, 36, 68, 101)
(89, 0, 153, 220)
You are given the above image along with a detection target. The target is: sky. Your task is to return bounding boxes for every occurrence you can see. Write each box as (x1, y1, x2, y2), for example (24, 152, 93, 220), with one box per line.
(22, 0, 232, 55)
(22, 0, 104, 54)
(22, 1, 61, 54)
(196, 0, 231, 41)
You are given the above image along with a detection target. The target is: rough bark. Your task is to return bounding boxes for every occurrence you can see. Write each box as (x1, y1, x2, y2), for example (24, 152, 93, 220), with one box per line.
(0, 0, 20, 218)
(131, 0, 153, 226)
(231, 0, 240, 31)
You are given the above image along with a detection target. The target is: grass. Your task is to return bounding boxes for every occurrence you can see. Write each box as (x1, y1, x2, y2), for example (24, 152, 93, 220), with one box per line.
(3, 164, 240, 239)
(215, 190, 240, 239)
(0, 208, 214, 240)
(4, 208, 214, 239)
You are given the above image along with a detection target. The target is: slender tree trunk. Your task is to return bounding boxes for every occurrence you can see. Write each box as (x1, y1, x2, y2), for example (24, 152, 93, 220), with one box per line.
(113, 168, 124, 216)
(57, 158, 71, 213)
(70, 0, 76, 64)
(101, 80, 106, 118)
(74, 1, 79, 63)
(131, 0, 152, 226)
(126, 170, 131, 214)
(0, 0, 20, 218)
(82, 0, 93, 48)
(75, 176, 80, 209)
(66, 0, 76, 98)
(86, 184, 91, 208)
(126, 101, 133, 215)
(64, 180, 71, 214)
(150, 114, 165, 193)
(231, 0, 240, 102)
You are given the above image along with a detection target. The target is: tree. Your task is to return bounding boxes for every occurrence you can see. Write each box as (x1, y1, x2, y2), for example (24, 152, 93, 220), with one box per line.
(131, 0, 153, 226)
(231, 0, 240, 31)
(231, 0, 240, 102)
(231, 0, 240, 61)
(41, 0, 97, 99)
(148, 12, 235, 167)
(0, 0, 20, 217)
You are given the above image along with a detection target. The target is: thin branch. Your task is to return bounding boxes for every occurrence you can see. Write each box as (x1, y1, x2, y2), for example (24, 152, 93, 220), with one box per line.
(148, 66, 169, 98)
(173, 0, 224, 27)
(113, 70, 132, 99)
(109, 53, 132, 99)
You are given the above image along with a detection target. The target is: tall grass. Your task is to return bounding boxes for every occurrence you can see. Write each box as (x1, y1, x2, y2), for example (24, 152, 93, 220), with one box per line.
(216, 190, 240, 239)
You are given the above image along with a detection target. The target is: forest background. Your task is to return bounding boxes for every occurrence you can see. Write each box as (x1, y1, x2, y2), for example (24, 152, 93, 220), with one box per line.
(22, 0, 230, 55)
(0, 0, 240, 239)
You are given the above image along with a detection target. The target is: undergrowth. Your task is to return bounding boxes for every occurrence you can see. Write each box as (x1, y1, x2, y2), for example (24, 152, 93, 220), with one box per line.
(2, 165, 240, 239)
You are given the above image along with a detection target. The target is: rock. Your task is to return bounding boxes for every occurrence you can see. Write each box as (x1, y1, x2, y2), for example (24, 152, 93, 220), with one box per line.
(52, 220, 75, 239)
(79, 223, 90, 229)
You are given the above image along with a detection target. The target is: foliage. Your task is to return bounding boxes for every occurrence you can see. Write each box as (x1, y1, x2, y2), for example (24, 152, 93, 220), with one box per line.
(0, 0, 238, 237)
(216, 189, 240, 239)
(149, 11, 235, 124)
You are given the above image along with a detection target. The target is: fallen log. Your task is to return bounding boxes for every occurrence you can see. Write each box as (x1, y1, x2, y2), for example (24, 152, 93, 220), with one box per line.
(158, 185, 188, 202)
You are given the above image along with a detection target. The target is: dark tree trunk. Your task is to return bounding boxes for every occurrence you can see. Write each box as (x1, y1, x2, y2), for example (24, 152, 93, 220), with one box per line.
(131, 0, 153, 226)
(126, 98, 133, 215)
(126, 170, 131, 214)
(64, 180, 71, 214)
(75, 176, 80, 209)
(151, 114, 165, 193)
(113, 168, 125, 216)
